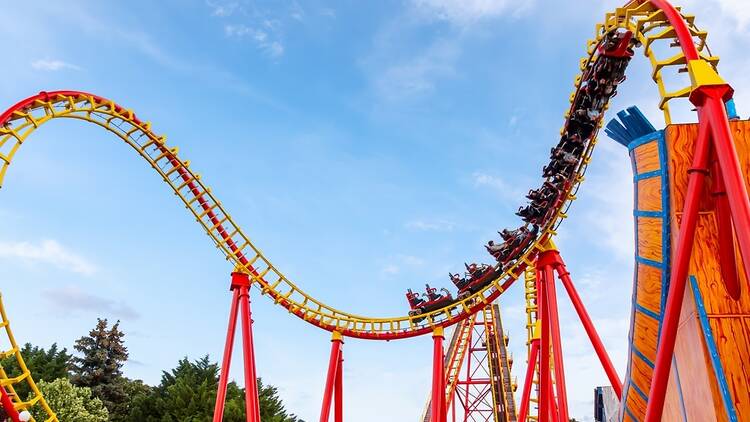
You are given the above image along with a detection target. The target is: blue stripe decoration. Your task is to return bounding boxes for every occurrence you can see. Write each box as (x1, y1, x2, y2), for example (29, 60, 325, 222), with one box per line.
(634, 170, 662, 181)
(673, 356, 688, 422)
(634, 210, 663, 218)
(689, 276, 739, 422)
(624, 406, 640, 422)
(631, 381, 649, 402)
(633, 346, 655, 369)
(636, 256, 663, 268)
(635, 304, 660, 321)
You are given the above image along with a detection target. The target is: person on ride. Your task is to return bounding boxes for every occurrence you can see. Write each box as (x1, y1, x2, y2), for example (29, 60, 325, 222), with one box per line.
(425, 284, 441, 302)
(406, 288, 425, 308)
(450, 273, 469, 290)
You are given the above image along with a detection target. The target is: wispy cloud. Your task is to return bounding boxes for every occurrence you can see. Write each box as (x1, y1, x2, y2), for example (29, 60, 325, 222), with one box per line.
(411, 0, 536, 26)
(225, 24, 285, 57)
(405, 219, 456, 232)
(42, 285, 140, 320)
(0, 239, 96, 275)
(472, 171, 525, 202)
(206, 0, 238, 17)
(30, 59, 81, 71)
(373, 38, 459, 102)
(380, 254, 426, 277)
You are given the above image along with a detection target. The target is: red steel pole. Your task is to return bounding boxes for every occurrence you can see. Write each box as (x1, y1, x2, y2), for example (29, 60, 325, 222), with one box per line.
(517, 339, 539, 422)
(711, 157, 741, 298)
(239, 281, 261, 422)
(334, 347, 343, 422)
(544, 263, 570, 422)
(537, 268, 550, 422)
(213, 283, 242, 422)
(554, 259, 623, 398)
(320, 333, 343, 422)
(645, 115, 712, 422)
(431, 327, 446, 422)
(702, 89, 750, 284)
(0, 387, 20, 422)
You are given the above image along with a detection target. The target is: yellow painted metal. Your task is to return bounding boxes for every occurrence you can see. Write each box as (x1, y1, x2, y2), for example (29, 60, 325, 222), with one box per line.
(0, 293, 58, 421)
(524, 270, 540, 421)
(0, 1, 726, 340)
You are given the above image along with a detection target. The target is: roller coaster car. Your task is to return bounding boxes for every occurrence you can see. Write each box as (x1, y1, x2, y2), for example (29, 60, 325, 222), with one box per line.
(487, 225, 539, 266)
(407, 284, 454, 318)
(456, 263, 497, 299)
(600, 31, 635, 58)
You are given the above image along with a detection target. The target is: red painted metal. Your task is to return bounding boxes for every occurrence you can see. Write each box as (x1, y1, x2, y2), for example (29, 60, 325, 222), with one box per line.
(213, 272, 261, 422)
(0, 90, 533, 342)
(319, 338, 343, 422)
(432, 330, 446, 422)
(537, 268, 550, 422)
(543, 263, 569, 422)
(554, 259, 623, 398)
(517, 339, 539, 422)
(0, 386, 20, 422)
(645, 107, 712, 422)
(712, 157, 741, 299)
(213, 287, 242, 422)
(239, 282, 261, 421)
(334, 349, 343, 422)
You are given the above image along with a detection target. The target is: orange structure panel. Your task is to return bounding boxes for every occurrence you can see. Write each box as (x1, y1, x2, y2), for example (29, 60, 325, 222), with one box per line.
(621, 121, 750, 421)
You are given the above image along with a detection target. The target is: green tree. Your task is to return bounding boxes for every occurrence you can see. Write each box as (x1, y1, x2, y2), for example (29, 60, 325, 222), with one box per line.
(70, 318, 129, 415)
(28, 378, 108, 422)
(0, 343, 71, 398)
(126, 356, 301, 422)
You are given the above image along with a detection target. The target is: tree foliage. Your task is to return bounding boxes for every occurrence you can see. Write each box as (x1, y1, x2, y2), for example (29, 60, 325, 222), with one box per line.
(70, 318, 129, 415)
(0, 343, 71, 399)
(125, 356, 300, 422)
(28, 378, 108, 422)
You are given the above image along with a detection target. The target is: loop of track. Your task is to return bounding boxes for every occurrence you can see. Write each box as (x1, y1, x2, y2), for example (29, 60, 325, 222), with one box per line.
(0, 1, 720, 340)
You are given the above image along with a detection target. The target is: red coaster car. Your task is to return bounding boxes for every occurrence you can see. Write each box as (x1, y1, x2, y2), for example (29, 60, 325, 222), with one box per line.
(406, 284, 455, 320)
(451, 263, 499, 300)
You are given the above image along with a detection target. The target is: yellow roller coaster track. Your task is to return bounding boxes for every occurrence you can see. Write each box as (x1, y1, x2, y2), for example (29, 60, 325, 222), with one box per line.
(0, 1, 720, 342)
(0, 294, 57, 421)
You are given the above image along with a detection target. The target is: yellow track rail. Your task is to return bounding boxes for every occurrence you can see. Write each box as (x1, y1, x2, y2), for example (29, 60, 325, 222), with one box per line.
(0, 294, 57, 421)
(0, 2, 721, 340)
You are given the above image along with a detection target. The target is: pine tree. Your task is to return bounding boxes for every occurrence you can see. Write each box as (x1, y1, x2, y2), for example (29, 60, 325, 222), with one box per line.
(70, 318, 129, 414)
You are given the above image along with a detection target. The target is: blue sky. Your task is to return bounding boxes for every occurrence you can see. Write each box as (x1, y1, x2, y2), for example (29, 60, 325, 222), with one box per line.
(1, 1, 748, 421)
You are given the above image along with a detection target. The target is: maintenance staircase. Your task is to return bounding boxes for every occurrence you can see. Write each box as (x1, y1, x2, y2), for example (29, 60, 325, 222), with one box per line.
(420, 303, 517, 422)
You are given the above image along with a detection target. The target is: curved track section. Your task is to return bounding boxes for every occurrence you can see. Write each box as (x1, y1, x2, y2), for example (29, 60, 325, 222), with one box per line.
(0, 1, 722, 340)
(0, 294, 57, 421)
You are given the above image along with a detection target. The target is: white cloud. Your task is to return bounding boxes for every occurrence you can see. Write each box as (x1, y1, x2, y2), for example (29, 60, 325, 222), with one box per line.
(42, 285, 140, 319)
(30, 59, 81, 71)
(225, 24, 285, 57)
(380, 254, 426, 277)
(405, 219, 456, 231)
(206, 0, 238, 17)
(412, 0, 536, 26)
(472, 171, 525, 202)
(374, 38, 459, 101)
(0, 239, 96, 275)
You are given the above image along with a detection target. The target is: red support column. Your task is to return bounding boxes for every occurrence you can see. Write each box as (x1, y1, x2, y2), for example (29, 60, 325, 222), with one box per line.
(213, 287, 242, 422)
(537, 268, 551, 422)
(542, 262, 570, 422)
(0, 387, 20, 422)
(554, 259, 623, 398)
(334, 340, 344, 422)
(645, 114, 712, 422)
(517, 339, 539, 422)
(712, 151, 741, 299)
(320, 332, 344, 422)
(431, 327, 446, 422)
(238, 278, 261, 422)
(213, 272, 261, 422)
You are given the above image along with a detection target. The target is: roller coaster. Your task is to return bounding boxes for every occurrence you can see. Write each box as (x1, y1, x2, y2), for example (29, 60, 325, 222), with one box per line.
(1, 0, 750, 420)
